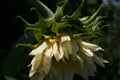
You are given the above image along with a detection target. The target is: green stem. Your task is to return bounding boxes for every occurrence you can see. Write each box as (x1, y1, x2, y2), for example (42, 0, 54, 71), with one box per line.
(24, 0, 54, 19)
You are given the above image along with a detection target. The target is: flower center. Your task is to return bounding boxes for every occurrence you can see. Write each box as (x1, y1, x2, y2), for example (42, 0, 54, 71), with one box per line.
(48, 37, 58, 44)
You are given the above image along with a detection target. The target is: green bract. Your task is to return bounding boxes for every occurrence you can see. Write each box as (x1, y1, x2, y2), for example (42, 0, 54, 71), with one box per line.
(19, 0, 105, 42)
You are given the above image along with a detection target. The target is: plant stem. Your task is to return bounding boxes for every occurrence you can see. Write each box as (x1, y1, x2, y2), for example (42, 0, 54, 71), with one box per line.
(24, 0, 54, 19)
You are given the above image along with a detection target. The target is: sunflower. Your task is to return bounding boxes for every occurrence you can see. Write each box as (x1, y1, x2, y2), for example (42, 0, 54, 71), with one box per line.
(18, 0, 108, 80)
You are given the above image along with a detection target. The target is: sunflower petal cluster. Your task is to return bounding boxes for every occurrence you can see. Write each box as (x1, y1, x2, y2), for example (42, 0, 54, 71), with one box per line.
(29, 35, 107, 80)
(19, 0, 108, 80)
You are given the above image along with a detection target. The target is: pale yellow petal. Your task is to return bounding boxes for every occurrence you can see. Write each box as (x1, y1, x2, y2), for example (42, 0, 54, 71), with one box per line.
(71, 39, 79, 53)
(61, 35, 71, 43)
(62, 42, 69, 59)
(30, 42, 48, 55)
(81, 41, 104, 51)
(82, 47, 94, 57)
(38, 55, 52, 76)
(44, 46, 53, 58)
(29, 70, 36, 77)
(59, 44, 64, 59)
(52, 42, 60, 61)
(29, 54, 43, 77)
(65, 41, 72, 54)
(58, 37, 64, 59)
(70, 39, 82, 61)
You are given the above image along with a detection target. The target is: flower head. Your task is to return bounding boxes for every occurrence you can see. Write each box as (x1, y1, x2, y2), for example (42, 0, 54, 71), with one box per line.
(29, 35, 107, 80)
(18, 0, 108, 80)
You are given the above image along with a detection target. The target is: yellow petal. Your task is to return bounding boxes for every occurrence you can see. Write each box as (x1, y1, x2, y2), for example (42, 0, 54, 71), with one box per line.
(30, 42, 48, 55)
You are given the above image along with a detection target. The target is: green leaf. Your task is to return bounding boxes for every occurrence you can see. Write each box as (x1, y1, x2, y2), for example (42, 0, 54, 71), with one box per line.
(1, 31, 36, 76)
(5, 76, 18, 80)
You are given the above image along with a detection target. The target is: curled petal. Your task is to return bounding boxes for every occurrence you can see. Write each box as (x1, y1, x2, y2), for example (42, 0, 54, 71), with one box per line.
(81, 41, 104, 51)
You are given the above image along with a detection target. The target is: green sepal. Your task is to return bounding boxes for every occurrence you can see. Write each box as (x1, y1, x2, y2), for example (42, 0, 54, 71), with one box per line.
(30, 7, 49, 29)
(18, 8, 51, 41)
(66, 0, 85, 20)
(92, 21, 103, 31)
(73, 33, 90, 37)
(51, 22, 68, 34)
(54, 0, 67, 21)
(25, 27, 43, 41)
(17, 16, 35, 28)
(30, 8, 52, 41)
(80, 16, 89, 22)
(82, 4, 104, 25)
(43, 35, 51, 39)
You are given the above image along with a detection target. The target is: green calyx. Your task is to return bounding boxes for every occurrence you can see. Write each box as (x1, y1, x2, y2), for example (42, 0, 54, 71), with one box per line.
(18, 0, 105, 41)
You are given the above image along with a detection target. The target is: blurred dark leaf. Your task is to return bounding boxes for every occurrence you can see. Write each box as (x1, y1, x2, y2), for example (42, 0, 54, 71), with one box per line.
(5, 76, 18, 80)
(1, 31, 36, 76)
